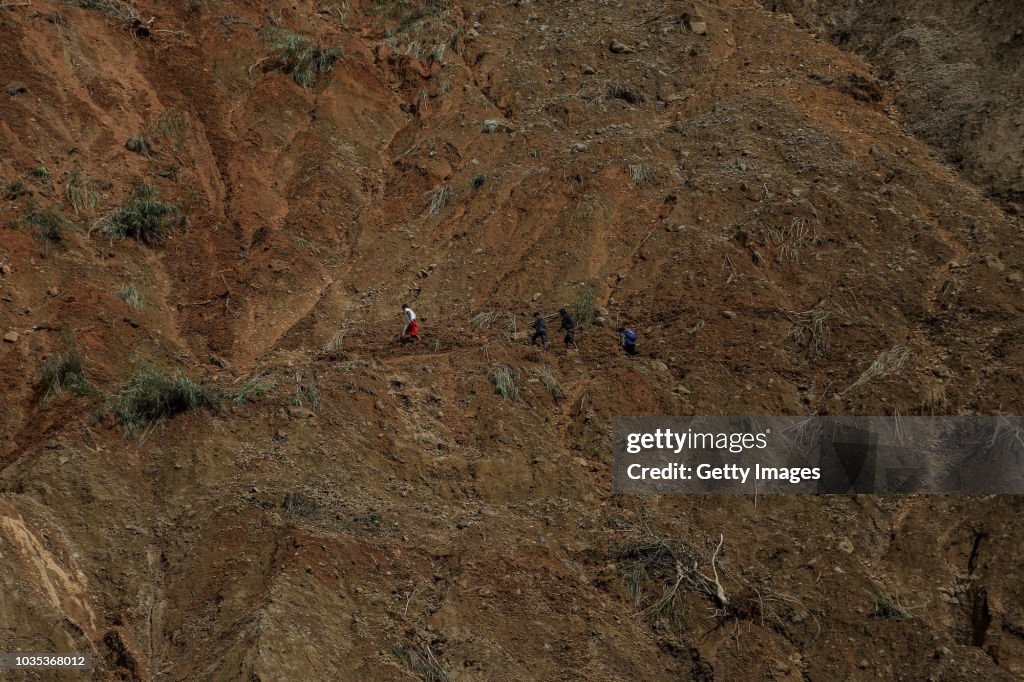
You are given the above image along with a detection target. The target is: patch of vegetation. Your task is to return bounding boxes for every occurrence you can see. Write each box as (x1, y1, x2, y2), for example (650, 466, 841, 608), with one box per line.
(41, 345, 94, 402)
(490, 366, 519, 402)
(297, 378, 320, 410)
(66, 0, 143, 25)
(233, 376, 274, 405)
(119, 283, 144, 310)
(112, 362, 216, 436)
(872, 591, 913, 620)
(759, 216, 818, 263)
(65, 168, 103, 213)
(283, 491, 319, 517)
(845, 345, 911, 395)
(30, 166, 52, 185)
(627, 163, 656, 187)
(393, 641, 451, 682)
(424, 184, 450, 215)
(21, 202, 68, 243)
(96, 183, 184, 244)
(470, 173, 485, 189)
(606, 81, 645, 104)
(125, 135, 154, 155)
(5, 82, 28, 97)
(532, 365, 563, 400)
(265, 29, 343, 87)
(568, 289, 597, 327)
(5, 179, 29, 200)
(353, 511, 382, 529)
(786, 306, 836, 358)
(151, 110, 187, 150)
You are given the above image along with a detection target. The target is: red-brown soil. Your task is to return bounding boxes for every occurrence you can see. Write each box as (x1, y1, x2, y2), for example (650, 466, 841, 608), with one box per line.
(1, 0, 1022, 679)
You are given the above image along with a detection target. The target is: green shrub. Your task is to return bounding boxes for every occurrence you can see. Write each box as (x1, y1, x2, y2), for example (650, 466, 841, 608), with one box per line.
(267, 29, 342, 87)
(65, 168, 103, 213)
(234, 377, 274, 404)
(22, 202, 68, 243)
(568, 289, 597, 327)
(99, 184, 184, 244)
(41, 346, 93, 401)
(491, 366, 519, 402)
(113, 363, 216, 436)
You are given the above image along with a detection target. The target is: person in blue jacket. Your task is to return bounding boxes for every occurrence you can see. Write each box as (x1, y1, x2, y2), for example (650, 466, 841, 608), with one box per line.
(619, 326, 638, 356)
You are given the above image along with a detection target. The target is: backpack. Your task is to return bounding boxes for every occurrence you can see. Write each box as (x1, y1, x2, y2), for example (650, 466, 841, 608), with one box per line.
(622, 329, 637, 344)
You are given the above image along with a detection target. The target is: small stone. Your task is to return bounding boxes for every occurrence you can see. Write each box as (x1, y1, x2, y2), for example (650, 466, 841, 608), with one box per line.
(287, 406, 314, 419)
(580, 64, 596, 75)
(571, 142, 588, 152)
(650, 360, 668, 372)
(932, 365, 952, 378)
(983, 254, 1005, 271)
(837, 537, 854, 554)
(722, 310, 736, 319)
(0, 264, 10, 276)
(688, 19, 708, 35)
(47, 287, 59, 297)
(482, 119, 512, 134)
(1007, 271, 1022, 283)
(532, 292, 541, 301)
(3, 331, 18, 343)
(593, 316, 607, 327)
(609, 39, 635, 54)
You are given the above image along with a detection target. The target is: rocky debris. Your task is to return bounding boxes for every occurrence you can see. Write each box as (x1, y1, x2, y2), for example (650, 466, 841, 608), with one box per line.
(4, 82, 28, 97)
(47, 287, 59, 297)
(608, 39, 635, 54)
(571, 142, 588, 153)
(688, 18, 708, 35)
(287, 405, 314, 419)
(580, 64, 596, 75)
(482, 119, 512, 134)
(983, 254, 1006, 271)
(722, 310, 736, 319)
(0, 264, 11, 276)
(1008, 271, 1022, 283)
(3, 331, 19, 343)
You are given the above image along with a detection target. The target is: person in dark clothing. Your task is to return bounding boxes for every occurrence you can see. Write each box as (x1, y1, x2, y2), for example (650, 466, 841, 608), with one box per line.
(530, 311, 548, 350)
(559, 307, 577, 349)
(620, 326, 638, 356)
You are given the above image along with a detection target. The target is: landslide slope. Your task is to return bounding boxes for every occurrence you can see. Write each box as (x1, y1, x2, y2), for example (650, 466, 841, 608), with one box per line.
(1, 0, 1022, 679)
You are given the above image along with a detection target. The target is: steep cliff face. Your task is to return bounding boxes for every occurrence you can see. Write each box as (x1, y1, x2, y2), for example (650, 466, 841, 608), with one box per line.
(1, 0, 1022, 679)
(773, 0, 1024, 203)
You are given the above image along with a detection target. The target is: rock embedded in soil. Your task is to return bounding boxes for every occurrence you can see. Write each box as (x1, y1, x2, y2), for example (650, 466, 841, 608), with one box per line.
(3, 331, 19, 343)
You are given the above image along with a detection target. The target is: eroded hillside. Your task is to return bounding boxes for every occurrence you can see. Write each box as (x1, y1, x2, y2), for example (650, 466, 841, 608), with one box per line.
(1, 0, 1023, 679)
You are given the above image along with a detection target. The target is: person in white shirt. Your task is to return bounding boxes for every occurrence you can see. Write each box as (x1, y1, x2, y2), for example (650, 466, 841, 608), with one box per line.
(401, 303, 419, 342)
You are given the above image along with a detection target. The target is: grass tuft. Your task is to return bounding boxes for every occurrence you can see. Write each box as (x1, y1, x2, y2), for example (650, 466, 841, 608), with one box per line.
(267, 29, 343, 87)
(97, 183, 184, 244)
(393, 641, 451, 682)
(532, 365, 563, 400)
(21, 202, 68, 243)
(628, 164, 656, 187)
(568, 289, 597, 327)
(41, 345, 93, 402)
(491, 366, 519, 402)
(119, 283, 144, 310)
(845, 346, 911, 395)
(234, 377, 274, 404)
(65, 168, 103, 213)
(872, 592, 913, 620)
(424, 184, 450, 215)
(112, 362, 216, 436)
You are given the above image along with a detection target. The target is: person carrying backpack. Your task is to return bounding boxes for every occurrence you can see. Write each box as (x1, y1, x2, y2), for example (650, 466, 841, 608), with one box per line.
(619, 326, 638, 356)
(530, 311, 548, 350)
(400, 303, 419, 343)
(559, 307, 577, 349)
